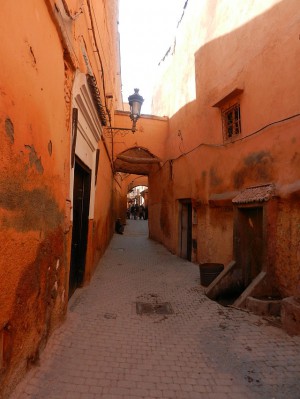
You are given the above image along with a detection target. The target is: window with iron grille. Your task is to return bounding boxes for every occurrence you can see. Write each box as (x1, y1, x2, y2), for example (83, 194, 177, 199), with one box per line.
(222, 103, 241, 140)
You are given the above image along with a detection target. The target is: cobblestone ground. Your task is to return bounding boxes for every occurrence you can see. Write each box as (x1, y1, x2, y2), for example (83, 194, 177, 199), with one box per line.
(11, 220, 300, 399)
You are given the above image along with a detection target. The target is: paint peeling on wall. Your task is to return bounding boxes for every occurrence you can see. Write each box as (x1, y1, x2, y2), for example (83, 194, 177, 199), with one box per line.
(2, 228, 67, 389)
(233, 151, 273, 189)
(210, 167, 222, 188)
(0, 179, 63, 232)
(5, 118, 14, 144)
(48, 140, 53, 156)
(25, 145, 44, 174)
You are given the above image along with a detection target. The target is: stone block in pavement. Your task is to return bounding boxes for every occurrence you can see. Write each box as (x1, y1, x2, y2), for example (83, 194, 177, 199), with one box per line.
(281, 296, 300, 335)
(245, 296, 281, 316)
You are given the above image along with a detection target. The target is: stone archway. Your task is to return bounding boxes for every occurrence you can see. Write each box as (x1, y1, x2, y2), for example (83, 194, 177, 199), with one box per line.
(114, 147, 161, 175)
(128, 175, 148, 191)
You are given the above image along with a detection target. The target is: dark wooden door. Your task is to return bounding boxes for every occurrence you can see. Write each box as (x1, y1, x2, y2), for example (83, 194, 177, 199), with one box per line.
(69, 159, 91, 298)
(180, 201, 192, 261)
(236, 207, 263, 288)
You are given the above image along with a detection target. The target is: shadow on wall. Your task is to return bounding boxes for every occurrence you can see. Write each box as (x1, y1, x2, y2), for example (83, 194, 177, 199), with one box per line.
(149, 0, 300, 301)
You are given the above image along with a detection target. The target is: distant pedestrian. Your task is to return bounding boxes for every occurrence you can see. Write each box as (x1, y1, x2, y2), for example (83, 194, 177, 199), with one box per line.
(139, 205, 145, 219)
(130, 205, 135, 219)
(115, 218, 124, 234)
(134, 204, 139, 220)
(144, 206, 148, 220)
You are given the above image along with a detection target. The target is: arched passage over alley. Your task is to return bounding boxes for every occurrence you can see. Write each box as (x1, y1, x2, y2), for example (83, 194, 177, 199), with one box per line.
(110, 112, 168, 229)
(114, 146, 161, 175)
(113, 148, 155, 227)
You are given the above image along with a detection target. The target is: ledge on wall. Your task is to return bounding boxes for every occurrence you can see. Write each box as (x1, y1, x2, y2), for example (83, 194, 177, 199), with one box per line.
(209, 191, 239, 207)
(212, 88, 244, 108)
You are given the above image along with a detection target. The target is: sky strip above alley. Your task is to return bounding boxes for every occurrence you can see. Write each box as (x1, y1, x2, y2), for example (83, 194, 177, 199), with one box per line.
(119, 0, 187, 114)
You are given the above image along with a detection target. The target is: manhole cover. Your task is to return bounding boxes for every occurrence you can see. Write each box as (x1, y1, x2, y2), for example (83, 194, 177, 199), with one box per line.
(136, 302, 173, 315)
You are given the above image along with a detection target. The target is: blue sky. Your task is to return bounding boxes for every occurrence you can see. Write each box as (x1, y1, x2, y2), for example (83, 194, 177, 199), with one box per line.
(119, 0, 187, 113)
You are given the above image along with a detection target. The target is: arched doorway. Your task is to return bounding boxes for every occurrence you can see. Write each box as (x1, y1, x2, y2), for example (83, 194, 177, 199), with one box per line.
(69, 72, 103, 297)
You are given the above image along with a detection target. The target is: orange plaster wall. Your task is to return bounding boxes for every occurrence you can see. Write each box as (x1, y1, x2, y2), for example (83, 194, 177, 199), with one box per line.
(113, 112, 169, 162)
(150, 0, 300, 297)
(0, 2, 69, 395)
(0, 0, 122, 396)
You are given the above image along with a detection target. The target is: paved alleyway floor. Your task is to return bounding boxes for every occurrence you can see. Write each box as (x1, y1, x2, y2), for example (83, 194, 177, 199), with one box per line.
(11, 220, 300, 399)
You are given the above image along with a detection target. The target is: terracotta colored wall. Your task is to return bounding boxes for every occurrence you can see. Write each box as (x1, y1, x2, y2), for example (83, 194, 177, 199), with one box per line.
(0, 2, 68, 395)
(150, 0, 300, 297)
(0, 0, 121, 396)
(113, 111, 169, 162)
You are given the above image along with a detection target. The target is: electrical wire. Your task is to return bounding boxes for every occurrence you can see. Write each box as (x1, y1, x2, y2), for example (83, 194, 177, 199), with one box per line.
(155, 112, 300, 174)
(86, 0, 117, 172)
(90, 1, 118, 94)
(86, 0, 109, 117)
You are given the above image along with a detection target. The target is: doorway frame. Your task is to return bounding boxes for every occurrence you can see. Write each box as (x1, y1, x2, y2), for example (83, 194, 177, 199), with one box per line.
(69, 157, 92, 297)
(233, 204, 266, 288)
(68, 71, 103, 296)
(178, 199, 193, 261)
(230, 184, 279, 302)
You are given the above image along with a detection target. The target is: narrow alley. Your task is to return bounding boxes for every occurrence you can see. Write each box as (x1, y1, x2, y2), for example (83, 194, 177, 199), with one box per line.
(11, 220, 300, 399)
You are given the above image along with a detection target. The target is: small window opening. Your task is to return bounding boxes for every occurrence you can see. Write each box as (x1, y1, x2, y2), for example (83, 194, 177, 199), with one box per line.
(222, 103, 241, 140)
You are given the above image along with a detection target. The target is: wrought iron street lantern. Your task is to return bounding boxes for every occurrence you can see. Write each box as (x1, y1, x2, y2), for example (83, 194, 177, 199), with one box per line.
(128, 88, 144, 132)
(103, 88, 144, 137)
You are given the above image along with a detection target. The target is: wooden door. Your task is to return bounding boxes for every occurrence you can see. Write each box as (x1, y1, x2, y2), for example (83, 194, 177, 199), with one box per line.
(69, 159, 91, 298)
(236, 207, 263, 288)
(180, 201, 192, 261)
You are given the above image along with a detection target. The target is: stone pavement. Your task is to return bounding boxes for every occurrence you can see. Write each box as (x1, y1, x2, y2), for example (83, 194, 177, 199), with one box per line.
(11, 220, 300, 399)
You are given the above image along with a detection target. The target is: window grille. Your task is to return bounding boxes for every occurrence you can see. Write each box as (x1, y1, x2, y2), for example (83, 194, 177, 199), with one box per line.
(222, 103, 241, 140)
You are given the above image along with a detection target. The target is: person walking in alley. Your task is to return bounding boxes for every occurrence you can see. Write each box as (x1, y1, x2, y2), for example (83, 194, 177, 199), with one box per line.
(115, 218, 124, 234)
(130, 204, 135, 219)
(134, 204, 139, 219)
(139, 204, 145, 219)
